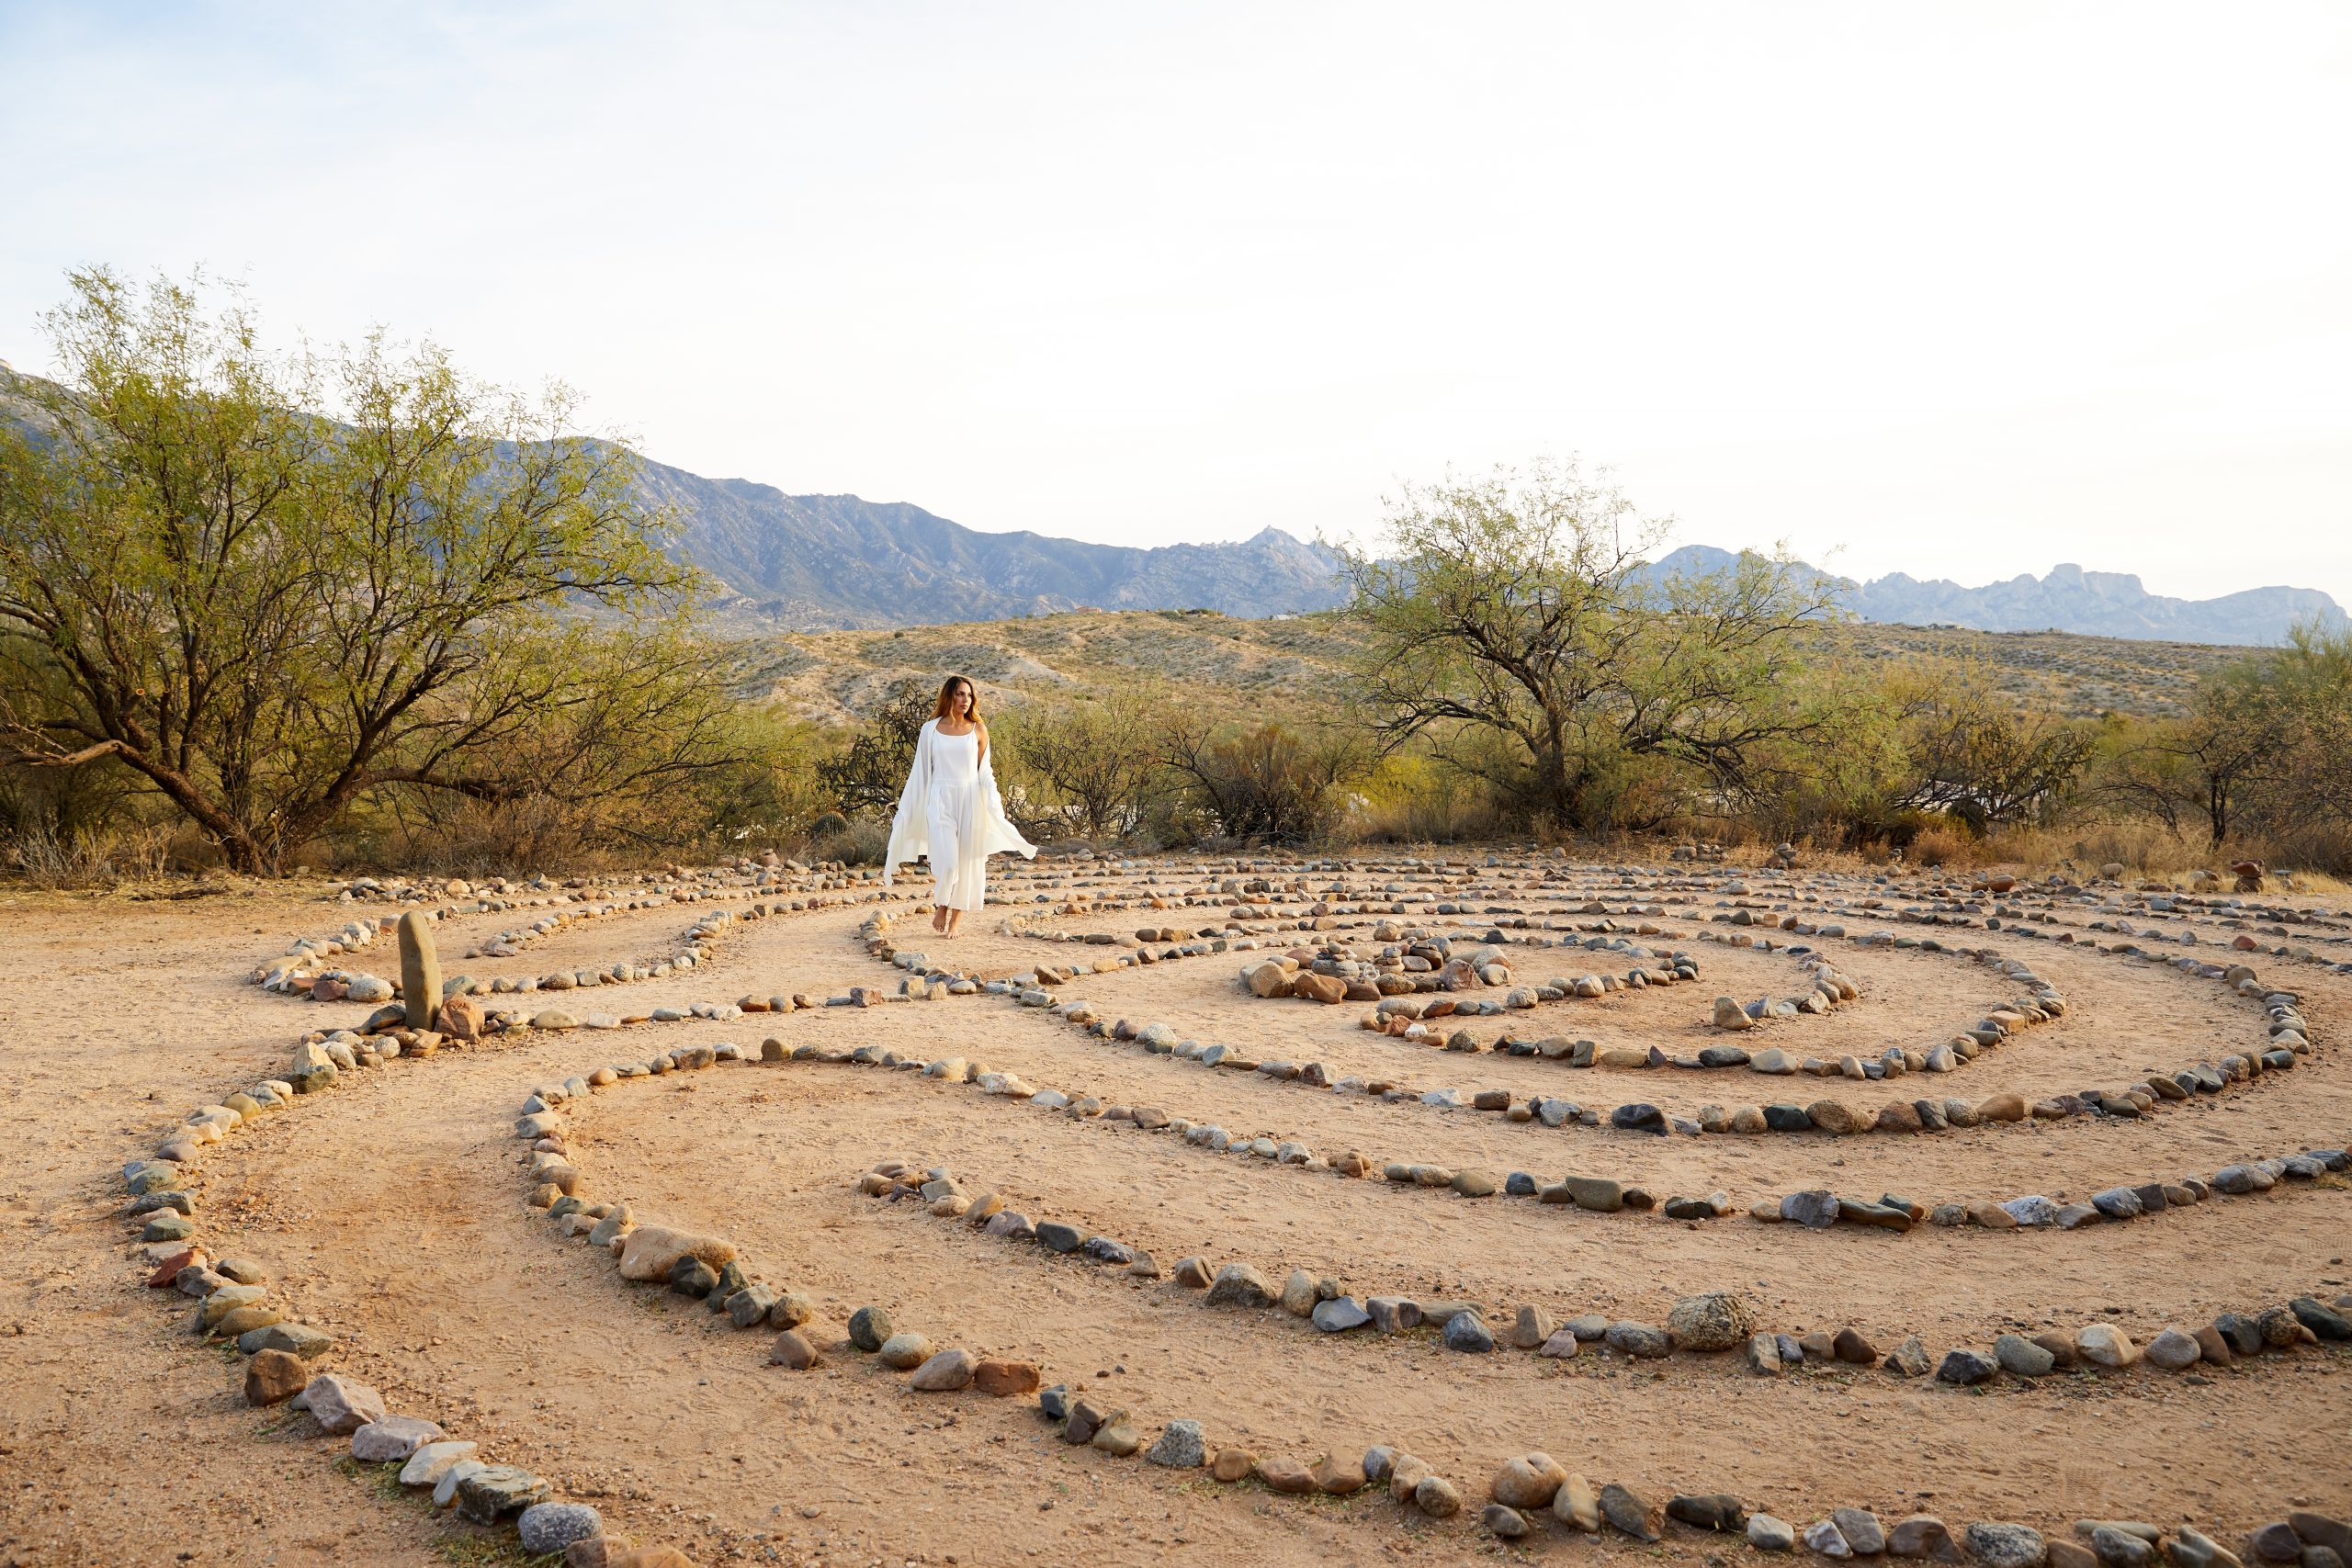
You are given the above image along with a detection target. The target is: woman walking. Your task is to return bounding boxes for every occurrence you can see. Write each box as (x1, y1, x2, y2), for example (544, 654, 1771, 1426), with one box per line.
(883, 674, 1035, 935)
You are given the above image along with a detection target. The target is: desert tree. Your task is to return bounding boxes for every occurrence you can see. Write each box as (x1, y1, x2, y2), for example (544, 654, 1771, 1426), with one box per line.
(0, 266, 741, 873)
(1337, 458, 1845, 829)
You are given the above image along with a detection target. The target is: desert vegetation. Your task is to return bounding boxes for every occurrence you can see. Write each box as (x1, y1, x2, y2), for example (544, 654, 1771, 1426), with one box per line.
(4, 272, 2346, 886)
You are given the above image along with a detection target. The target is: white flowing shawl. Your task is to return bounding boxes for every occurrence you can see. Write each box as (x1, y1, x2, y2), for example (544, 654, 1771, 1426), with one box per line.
(882, 718, 1037, 891)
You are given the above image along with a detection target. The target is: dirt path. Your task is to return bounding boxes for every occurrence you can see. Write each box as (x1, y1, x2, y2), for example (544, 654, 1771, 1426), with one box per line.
(2, 857, 2346, 1567)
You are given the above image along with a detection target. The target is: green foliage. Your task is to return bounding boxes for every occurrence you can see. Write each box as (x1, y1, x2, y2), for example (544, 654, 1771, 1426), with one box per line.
(0, 266, 735, 874)
(995, 686, 1169, 840)
(1339, 459, 1844, 829)
(1159, 715, 1367, 843)
(814, 678, 933, 817)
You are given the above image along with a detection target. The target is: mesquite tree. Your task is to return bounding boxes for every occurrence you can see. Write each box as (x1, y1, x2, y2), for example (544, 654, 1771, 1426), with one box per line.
(0, 267, 729, 873)
(1339, 459, 1845, 829)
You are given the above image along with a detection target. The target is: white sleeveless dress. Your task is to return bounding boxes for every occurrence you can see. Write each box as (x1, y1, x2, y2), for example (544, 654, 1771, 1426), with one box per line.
(883, 719, 1036, 911)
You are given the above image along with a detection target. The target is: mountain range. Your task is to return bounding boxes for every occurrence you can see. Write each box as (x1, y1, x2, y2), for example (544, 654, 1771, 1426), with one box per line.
(3, 361, 2340, 643)
(1646, 547, 2346, 648)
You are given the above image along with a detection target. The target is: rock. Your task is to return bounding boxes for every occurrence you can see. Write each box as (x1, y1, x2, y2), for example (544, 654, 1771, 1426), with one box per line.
(432, 1460, 486, 1509)
(456, 1464, 551, 1526)
(1279, 1269, 1318, 1315)
(2250, 1525, 2311, 1564)
(1832, 1326, 1877, 1364)
(2291, 1516, 2352, 1562)
(300, 1373, 386, 1435)
(2076, 1324, 2137, 1368)
(1254, 1454, 1317, 1493)
(243, 1348, 308, 1406)
(767, 1331, 820, 1370)
(1867, 1334, 1922, 1377)
(974, 1358, 1039, 1396)
(2166, 1528, 2244, 1568)
(2143, 1328, 2201, 1370)
(1414, 1475, 1464, 1518)
(517, 1503, 605, 1555)
(1834, 1507, 1888, 1554)
(1212, 1447, 1256, 1482)
(1713, 996, 1756, 1030)
(2290, 1297, 2352, 1341)
(846, 1305, 893, 1351)
(908, 1348, 975, 1390)
(1600, 1483, 1660, 1541)
(1312, 1453, 1366, 1495)
(1205, 1263, 1275, 1307)
(1036, 1220, 1090, 1253)
(1891, 1516, 1958, 1560)
(1671, 1494, 1748, 1531)
(1809, 1518, 1855, 1558)
(1511, 1304, 1555, 1348)
(1783, 1189, 1841, 1228)
(1484, 1504, 1531, 1539)
(1965, 1523, 2048, 1568)
(1442, 1311, 1496, 1352)
(876, 1332, 933, 1370)
(1667, 1292, 1756, 1350)
(2089, 1528, 2154, 1568)
(1490, 1455, 1567, 1510)
(1745, 1332, 1783, 1373)
(1938, 1348, 1998, 1385)
(1555, 1472, 1600, 1532)
(1751, 1514, 1797, 1551)
(1995, 1334, 2055, 1377)
(1604, 1320, 1670, 1358)
(351, 1415, 445, 1461)
(616, 1225, 737, 1282)
(1311, 1297, 1371, 1333)
(1145, 1419, 1205, 1468)
(398, 1440, 479, 1488)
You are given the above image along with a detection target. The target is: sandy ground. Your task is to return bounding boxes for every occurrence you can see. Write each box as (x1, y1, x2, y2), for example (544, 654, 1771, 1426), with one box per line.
(1, 856, 2346, 1567)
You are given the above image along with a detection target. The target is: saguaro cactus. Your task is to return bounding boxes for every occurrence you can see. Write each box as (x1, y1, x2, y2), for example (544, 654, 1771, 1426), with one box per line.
(398, 910, 441, 1030)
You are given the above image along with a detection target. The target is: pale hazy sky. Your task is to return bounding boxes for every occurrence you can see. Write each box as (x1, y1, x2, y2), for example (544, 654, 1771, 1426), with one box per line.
(5, 2, 2348, 603)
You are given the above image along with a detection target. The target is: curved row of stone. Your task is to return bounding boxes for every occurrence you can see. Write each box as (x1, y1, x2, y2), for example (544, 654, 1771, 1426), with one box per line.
(853, 1157, 2352, 1382)
(513, 1014, 2349, 1566)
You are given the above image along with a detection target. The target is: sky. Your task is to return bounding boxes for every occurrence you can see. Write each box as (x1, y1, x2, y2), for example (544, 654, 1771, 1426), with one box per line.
(4, 1, 2349, 604)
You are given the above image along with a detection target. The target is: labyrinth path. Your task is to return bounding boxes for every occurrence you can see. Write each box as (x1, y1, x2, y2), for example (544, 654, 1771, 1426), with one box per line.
(28, 851, 2352, 1565)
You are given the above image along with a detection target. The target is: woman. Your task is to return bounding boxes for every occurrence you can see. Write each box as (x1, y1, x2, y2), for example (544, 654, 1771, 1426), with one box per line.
(883, 674, 1036, 935)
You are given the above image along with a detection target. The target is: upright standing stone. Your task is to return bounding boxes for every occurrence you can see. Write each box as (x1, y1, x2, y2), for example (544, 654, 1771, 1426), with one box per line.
(399, 910, 441, 1030)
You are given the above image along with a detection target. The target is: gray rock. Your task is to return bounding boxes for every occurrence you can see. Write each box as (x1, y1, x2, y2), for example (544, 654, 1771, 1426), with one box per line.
(1809, 1518, 1855, 1558)
(1603, 1320, 1670, 1358)
(1833, 1507, 1887, 1554)
(1966, 1523, 2047, 1568)
(350, 1415, 445, 1462)
(455, 1464, 551, 1525)
(1442, 1311, 1496, 1352)
(1995, 1334, 2055, 1377)
(1783, 1189, 1841, 1228)
(1751, 1514, 1797, 1551)
(1145, 1418, 1205, 1468)
(1311, 1297, 1371, 1333)
(846, 1304, 892, 1351)
(515, 1502, 604, 1554)
(1938, 1348, 1998, 1385)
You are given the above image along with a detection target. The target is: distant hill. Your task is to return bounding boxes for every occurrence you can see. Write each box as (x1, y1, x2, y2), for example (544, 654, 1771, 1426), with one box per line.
(639, 461, 1350, 628)
(5, 359, 2337, 640)
(1648, 547, 2345, 648)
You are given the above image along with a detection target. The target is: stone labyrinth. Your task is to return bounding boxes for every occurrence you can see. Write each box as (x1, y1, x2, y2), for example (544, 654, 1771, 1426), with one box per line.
(124, 852, 2352, 1566)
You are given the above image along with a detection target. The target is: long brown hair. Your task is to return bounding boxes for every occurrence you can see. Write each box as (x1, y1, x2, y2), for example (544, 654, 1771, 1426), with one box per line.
(932, 673, 980, 724)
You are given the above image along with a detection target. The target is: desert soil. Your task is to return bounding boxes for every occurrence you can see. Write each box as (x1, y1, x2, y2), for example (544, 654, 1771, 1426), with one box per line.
(1, 852, 2346, 1567)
